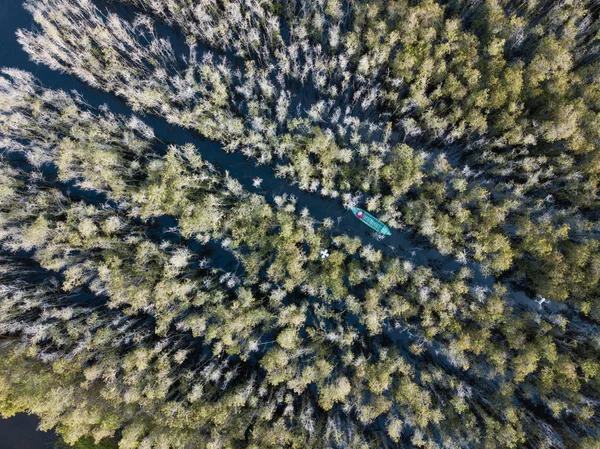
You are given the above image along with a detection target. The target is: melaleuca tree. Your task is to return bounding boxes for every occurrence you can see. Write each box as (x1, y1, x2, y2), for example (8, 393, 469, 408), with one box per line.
(1, 0, 599, 447)
(0, 163, 275, 447)
(0, 81, 568, 444)
(2, 159, 599, 449)
(0, 254, 262, 448)
(16, 0, 425, 207)
(17, 0, 600, 315)
(54, 436, 116, 449)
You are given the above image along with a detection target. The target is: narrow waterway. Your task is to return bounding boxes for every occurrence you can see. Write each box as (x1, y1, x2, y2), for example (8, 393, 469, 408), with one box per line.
(2, 1, 431, 269)
(0, 0, 462, 273)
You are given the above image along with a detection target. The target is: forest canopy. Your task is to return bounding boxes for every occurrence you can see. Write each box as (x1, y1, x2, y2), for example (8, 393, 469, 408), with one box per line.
(1, 0, 599, 448)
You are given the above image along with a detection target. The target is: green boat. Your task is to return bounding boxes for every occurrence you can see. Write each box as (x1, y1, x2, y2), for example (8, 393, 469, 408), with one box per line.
(351, 207, 392, 236)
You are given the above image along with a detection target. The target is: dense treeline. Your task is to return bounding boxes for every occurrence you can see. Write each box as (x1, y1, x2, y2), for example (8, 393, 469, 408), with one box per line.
(0, 0, 599, 448)
(1, 68, 600, 448)
(17, 0, 600, 314)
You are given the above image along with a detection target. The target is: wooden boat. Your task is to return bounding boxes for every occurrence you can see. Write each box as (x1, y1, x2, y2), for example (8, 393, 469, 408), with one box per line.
(351, 207, 392, 236)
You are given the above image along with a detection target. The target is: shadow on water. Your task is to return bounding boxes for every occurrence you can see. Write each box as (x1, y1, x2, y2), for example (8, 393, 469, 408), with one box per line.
(0, 414, 57, 449)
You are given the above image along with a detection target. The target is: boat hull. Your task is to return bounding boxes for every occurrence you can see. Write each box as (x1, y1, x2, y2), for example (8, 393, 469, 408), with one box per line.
(351, 207, 391, 236)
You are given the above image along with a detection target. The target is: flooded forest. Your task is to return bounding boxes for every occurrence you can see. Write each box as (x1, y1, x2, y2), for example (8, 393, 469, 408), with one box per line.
(0, 0, 599, 448)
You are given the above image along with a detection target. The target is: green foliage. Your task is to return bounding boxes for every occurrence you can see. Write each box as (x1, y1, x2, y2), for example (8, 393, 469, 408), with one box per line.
(0, 0, 599, 447)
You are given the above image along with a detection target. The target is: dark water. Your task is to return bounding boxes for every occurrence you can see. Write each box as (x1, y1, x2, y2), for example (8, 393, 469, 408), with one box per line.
(0, 414, 57, 449)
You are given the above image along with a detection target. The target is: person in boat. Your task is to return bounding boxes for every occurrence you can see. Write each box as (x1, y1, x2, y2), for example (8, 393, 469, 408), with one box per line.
(356, 211, 364, 219)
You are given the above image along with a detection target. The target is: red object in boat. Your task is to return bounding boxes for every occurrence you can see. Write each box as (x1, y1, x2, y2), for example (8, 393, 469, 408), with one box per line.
(356, 211, 364, 219)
